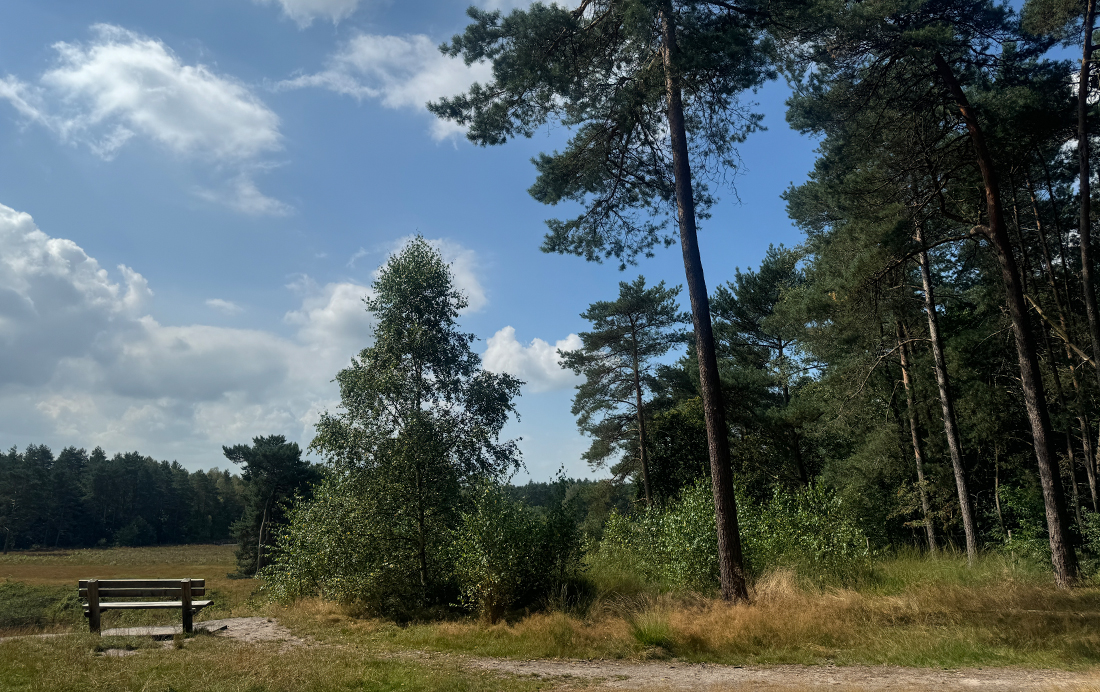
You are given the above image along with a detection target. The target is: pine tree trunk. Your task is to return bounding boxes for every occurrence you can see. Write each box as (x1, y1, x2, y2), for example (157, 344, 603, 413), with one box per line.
(659, 0, 748, 602)
(915, 225, 977, 563)
(631, 340, 653, 505)
(934, 53, 1078, 586)
(897, 322, 937, 554)
(1027, 171, 1100, 513)
(1079, 3, 1100, 393)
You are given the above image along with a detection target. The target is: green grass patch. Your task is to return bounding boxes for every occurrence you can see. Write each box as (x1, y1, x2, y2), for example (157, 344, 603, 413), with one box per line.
(0, 581, 82, 630)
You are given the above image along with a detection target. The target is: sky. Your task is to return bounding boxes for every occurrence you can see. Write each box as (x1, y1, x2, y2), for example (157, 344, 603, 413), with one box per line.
(0, 0, 819, 481)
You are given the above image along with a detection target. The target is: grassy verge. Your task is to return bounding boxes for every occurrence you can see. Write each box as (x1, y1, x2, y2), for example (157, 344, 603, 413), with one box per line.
(4, 544, 1100, 678)
(0, 633, 557, 692)
(273, 552, 1100, 670)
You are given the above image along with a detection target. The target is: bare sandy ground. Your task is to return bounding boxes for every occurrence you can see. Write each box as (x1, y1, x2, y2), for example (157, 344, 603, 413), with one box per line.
(461, 656, 1100, 691)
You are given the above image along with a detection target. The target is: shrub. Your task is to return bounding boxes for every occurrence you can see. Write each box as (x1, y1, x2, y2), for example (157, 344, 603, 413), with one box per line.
(453, 482, 586, 621)
(452, 483, 543, 621)
(592, 480, 871, 592)
(114, 517, 157, 547)
(261, 474, 440, 616)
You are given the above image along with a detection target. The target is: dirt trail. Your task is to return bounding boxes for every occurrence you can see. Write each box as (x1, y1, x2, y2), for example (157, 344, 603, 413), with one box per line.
(462, 656, 1100, 691)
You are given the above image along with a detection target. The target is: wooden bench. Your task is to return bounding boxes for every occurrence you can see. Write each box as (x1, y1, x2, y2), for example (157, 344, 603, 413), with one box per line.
(79, 579, 212, 633)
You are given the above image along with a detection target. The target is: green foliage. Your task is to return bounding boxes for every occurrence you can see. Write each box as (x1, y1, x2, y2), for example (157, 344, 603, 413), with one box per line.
(740, 484, 873, 585)
(113, 517, 157, 547)
(267, 238, 523, 613)
(224, 435, 321, 576)
(452, 483, 545, 621)
(263, 475, 434, 614)
(594, 480, 871, 591)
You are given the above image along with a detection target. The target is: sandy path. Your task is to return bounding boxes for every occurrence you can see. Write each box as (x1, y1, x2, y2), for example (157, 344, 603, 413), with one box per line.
(462, 656, 1100, 691)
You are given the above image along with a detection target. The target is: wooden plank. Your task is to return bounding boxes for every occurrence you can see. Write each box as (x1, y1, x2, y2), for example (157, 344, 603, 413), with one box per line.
(79, 588, 205, 598)
(79, 579, 204, 589)
(84, 600, 213, 610)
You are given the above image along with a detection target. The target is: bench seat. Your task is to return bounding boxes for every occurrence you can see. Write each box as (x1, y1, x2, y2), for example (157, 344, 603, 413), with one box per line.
(79, 578, 211, 633)
(84, 600, 213, 611)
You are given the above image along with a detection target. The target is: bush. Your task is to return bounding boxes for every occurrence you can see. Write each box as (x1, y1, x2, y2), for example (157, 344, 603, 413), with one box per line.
(453, 482, 586, 621)
(452, 484, 543, 621)
(591, 480, 871, 592)
(114, 517, 157, 547)
(741, 483, 872, 585)
(261, 474, 439, 616)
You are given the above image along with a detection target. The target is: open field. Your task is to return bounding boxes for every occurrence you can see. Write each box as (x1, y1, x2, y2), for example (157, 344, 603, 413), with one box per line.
(5, 545, 1100, 690)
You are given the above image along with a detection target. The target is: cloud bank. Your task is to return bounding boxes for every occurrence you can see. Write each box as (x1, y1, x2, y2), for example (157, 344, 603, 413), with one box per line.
(0, 25, 286, 214)
(0, 201, 374, 465)
(483, 326, 581, 392)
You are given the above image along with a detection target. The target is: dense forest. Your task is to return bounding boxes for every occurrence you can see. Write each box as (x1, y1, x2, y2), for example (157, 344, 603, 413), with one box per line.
(0, 445, 244, 551)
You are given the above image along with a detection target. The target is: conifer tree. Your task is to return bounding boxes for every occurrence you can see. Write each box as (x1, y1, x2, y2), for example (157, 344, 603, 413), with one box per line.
(431, 0, 775, 601)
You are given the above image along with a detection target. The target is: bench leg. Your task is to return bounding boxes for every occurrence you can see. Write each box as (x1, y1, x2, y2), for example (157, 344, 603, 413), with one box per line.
(181, 578, 193, 634)
(87, 580, 101, 633)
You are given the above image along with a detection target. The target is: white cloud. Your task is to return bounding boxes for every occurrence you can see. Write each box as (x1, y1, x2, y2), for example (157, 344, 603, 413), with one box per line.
(278, 33, 493, 140)
(483, 326, 581, 393)
(206, 298, 243, 315)
(195, 174, 292, 217)
(0, 201, 501, 467)
(0, 201, 376, 465)
(255, 0, 363, 27)
(0, 25, 286, 214)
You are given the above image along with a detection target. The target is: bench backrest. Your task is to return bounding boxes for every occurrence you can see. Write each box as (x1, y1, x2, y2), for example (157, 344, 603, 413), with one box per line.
(78, 579, 206, 599)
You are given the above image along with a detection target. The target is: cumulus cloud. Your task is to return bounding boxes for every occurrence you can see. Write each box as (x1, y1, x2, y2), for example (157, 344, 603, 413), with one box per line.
(0, 25, 286, 214)
(0, 201, 500, 467)
(255, 0, 363, 26)
(278, 33, 493, 140)
(483, 326, 581, 392)
(0, 201, 376, 466)
(205, 298, 243, 315)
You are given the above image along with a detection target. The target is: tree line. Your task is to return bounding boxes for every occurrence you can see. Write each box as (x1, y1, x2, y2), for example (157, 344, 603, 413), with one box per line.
(0, 445, 245, 551)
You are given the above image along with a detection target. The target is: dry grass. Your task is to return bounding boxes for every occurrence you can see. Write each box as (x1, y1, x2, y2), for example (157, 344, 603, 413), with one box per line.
(0, 544, 260, 636)
(313, 557, 1100, 670)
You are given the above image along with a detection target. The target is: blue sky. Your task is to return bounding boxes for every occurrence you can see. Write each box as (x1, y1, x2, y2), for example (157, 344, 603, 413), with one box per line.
(0, 0, 817, 480)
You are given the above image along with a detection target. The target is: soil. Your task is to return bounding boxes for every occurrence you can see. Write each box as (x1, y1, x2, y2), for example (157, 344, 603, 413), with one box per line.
(460, 656, 1100, 691)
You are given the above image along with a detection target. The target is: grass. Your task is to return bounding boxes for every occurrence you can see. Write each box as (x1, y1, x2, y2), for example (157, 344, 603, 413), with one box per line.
(4, 543, 1100, 692)
(0, 633, 556, 692)
(289, 552, 1100, 670)
(0, 544, 257, 635)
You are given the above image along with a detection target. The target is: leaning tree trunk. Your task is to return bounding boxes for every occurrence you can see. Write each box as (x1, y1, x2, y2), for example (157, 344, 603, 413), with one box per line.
(897, 322, 937, 554)
(915, 225, 977, 564)
(659, 0, 748, 602)
(934, 54, 1078, 586)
